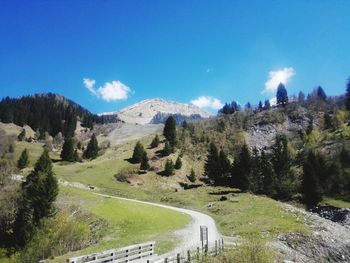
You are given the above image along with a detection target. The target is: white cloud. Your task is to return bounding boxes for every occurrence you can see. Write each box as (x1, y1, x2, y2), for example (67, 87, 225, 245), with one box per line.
(83, 78, 96, 94)
(206, 68, 213, 73)
(191, 96, 224, 110)
(269, 97, 277, 106)
(263, 67, 295, 93)
(84, 79, 131, 102)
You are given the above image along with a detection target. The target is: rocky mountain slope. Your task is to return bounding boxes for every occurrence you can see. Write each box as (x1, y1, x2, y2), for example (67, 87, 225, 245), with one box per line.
(102, 98, 211, 124)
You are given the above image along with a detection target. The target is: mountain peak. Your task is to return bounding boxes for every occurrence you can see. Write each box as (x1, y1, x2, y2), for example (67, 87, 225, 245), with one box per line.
(105, 98, 211, 124)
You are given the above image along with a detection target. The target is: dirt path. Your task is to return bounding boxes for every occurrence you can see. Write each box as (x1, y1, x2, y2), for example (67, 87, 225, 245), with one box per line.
(95, 193, 222, 254)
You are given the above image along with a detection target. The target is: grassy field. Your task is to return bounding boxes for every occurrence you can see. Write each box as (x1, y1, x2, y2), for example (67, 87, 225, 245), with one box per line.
(323, 196, 350, 209)
(156, 187, 309, 241)
(52, 186, 191, 262)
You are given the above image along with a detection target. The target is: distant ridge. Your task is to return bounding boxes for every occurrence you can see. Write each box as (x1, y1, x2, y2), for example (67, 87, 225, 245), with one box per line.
(101, 98, 211, 124)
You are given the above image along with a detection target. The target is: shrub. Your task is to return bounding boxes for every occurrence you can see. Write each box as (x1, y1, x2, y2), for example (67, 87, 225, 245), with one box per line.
(18, 211, 90, 263)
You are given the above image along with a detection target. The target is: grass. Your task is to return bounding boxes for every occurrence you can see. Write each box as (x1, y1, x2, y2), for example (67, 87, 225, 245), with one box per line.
(158, 187, 309, 241)
(51, 186, 191, 262)
(323, 196, 350, 209)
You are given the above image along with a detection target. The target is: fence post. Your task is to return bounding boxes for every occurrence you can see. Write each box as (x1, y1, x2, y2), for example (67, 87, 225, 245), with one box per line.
(196, 247, 200, 260)
(222, 238, 224, 251)
(164, 257, 168, 263)
(215, 240, 218, 255)
(177, 253, 180, 263)
(187, 250, 191, 262)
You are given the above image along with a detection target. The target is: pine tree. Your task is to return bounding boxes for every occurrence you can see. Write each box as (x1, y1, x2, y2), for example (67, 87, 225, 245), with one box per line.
(218, 150, 231, 185)
(132, 141, 145, 163)
(260, 150, 275, 196)
(163, 116, 177, 147)
(8, 144, 14, 153)
(17, 148, 29, 169)
(264, 99, 271, 110)
(204, 142, 220, 184)
(258, 101, 263, 111)
(276, 83, 288, 106)
(164, 159, 174, 176)
(18, 129, 26, 141)
(150, 134, 160, 148)
(140, 151, 150, 171)
(73, 149, 80, 162)
(187, 168, 196, 182)
(271, 134, 293, 199)
(83, 133, 99, 159)
(162, 141, 173, 156)
(175, 156, 182, 169)
(60, 136, 75, 162)
(15, 149, 58, 246)
(302, 152, 323, 208)
(323, 112, 333, 130)
(316, 86, 327, 101)
(298, 91, 305, 102)
(232, 144, 251, 191)
(306, 116, 314, 135)
(346, 77, 350, 111)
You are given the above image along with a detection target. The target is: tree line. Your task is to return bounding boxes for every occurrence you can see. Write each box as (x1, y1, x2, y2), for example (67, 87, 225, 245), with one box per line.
(205, 133, 350, 208)
(0, 93, 117, 138)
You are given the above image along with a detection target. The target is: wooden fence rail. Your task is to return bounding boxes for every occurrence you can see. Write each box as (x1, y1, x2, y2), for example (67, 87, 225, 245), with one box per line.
(152, 238, 224, 263)
(67, 241, 156, 263)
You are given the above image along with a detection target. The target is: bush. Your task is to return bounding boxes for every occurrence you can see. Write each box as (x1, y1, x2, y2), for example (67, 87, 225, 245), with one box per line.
(114, 167, 138, 183)
(201, 240, 274, 263)
(18, 211, 90, 263)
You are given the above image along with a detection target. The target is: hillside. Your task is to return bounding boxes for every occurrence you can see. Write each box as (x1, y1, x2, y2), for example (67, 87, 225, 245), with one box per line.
(103, 98, 211, 124)
(1, 93, 350, 262)
(0, 93, 119, 138)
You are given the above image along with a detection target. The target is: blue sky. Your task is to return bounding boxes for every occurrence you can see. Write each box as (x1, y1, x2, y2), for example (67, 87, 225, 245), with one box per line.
(1, 1, 349, 114)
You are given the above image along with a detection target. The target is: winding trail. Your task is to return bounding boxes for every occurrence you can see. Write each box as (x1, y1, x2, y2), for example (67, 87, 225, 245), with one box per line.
(95, 192, 222, 255)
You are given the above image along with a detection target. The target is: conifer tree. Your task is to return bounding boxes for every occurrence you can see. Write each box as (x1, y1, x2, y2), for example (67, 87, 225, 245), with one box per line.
(323, 112, 333, 130)
(175, 156, 182, 169)
(17, 148, 29, 169)
(232, 143, 251, 191)
(276, 83, 288, 106)
(188, 168, 196, 182)
(258, 101, 263, 111)
(8, 144, 14, 153)
(302, 151, 323, 208)
(83, 133, 99, 159)
(298, 91, 305, 102)
(260, 150, 275, 195)
(306, 116, 314, 135)
(204, 142, 220, 184)
(150, 134, 160, 148)
(271, 134, 293, 199)
(162, 141, 172, 156)
(60, 136, 75, 161)
(164, 159, 174, 176)
(15, 149, 58, 246)
(163, 116, 177, 147)
(218, 150, 231, 185)
(18, 129, 26, 141)
(316, 86, 327, 101)
(346, 77, 350, 111)
(264, 99, 271, 110)
(140, 151, 150, 171)
(132, 141, 145, 163)
(73, 149, 79, 162)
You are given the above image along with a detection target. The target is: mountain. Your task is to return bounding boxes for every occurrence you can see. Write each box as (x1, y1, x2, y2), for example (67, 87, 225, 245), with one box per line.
(102, 98, 211, 124)
(0, 93, 119, 137)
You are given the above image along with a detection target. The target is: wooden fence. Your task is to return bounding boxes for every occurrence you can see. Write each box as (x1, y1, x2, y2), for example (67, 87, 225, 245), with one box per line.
(152, 239, 224, 263)
(66, 241, 156, 263)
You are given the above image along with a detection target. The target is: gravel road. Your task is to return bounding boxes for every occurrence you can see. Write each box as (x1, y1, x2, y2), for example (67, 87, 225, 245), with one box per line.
(95, 193, 222, 255)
